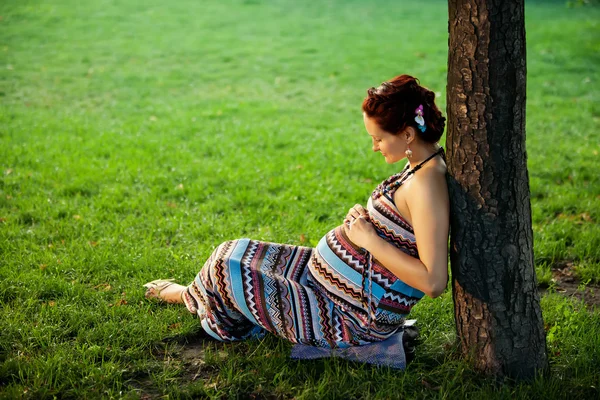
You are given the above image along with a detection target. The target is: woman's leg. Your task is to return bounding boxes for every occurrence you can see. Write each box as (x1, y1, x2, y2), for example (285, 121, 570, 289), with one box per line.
(182, 239, 264, 341)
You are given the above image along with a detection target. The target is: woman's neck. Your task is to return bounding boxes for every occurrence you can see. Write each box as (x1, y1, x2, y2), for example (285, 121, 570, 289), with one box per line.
(407, 143, 441, 169)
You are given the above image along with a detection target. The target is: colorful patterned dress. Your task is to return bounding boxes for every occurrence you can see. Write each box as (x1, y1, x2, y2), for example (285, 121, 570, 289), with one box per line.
(182, 155, 440, 348)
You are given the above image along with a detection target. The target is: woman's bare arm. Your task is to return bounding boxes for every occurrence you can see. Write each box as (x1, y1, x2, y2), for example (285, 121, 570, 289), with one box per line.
(358, 167, 449, 298)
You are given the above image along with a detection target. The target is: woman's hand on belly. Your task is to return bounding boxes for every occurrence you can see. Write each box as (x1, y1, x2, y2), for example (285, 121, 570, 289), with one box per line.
(342, 204, 378, 250)
(343, 204, 369, 225)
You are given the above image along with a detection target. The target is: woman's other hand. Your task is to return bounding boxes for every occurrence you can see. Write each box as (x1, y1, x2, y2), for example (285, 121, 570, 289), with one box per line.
(343, 204, 377, 250)
(343, 204, 369, 224)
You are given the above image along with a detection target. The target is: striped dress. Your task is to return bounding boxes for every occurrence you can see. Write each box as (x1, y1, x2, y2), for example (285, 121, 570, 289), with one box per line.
(183, 166, 425, 348)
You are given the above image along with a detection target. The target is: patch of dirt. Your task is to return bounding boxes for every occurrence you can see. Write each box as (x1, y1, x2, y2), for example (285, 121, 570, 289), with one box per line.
(179, 340, 226, 381)
(539, 261, 600, 308)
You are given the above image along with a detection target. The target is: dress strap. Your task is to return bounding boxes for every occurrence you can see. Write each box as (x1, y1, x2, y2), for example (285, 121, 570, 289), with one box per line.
(408, 147, 445, 174)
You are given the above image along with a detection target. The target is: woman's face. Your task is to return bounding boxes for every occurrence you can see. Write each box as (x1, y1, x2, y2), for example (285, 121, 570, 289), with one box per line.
(363, 113, 406, 164)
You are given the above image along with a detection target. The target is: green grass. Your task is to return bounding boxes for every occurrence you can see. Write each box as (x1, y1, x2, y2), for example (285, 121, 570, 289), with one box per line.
(1, 0, 599, 398)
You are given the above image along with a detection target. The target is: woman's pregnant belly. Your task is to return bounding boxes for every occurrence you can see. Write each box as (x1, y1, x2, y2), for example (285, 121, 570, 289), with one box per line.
(307, 226, 387, 312)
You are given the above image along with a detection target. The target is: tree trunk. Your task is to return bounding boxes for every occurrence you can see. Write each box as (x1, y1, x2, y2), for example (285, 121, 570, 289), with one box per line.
(446, 0, 548, 379)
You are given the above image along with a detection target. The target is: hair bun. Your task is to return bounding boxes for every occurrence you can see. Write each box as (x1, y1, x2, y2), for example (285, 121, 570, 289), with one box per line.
(362, 75, 445, 143)
(425, 91, 435, 104)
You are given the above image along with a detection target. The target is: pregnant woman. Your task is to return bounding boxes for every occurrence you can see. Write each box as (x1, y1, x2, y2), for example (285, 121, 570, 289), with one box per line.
(144, 74, 449, 359)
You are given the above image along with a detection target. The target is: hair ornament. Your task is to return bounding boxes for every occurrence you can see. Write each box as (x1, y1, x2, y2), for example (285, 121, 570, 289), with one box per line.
(415, 104, 426, 133)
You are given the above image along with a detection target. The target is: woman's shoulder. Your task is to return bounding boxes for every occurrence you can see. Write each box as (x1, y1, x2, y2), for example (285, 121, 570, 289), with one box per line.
(406, 158, 448, 196)
(410, 157, 447, 181)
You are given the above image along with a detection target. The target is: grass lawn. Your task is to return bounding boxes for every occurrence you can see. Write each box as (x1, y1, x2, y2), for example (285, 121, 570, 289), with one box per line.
(1, 0, 599, 398)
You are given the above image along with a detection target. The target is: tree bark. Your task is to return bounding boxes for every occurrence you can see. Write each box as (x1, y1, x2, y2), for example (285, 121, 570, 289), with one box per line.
(446, 0, 548, 379)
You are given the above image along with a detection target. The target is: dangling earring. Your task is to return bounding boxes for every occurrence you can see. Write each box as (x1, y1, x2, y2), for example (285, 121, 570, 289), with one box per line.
(405, 142, 413, 159)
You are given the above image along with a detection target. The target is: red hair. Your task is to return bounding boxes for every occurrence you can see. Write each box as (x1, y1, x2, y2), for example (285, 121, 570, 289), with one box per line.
(362, 75, 445, 143)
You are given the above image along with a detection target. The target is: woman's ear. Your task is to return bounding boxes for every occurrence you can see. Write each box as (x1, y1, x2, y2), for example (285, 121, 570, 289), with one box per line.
(403, 126, 417, 144)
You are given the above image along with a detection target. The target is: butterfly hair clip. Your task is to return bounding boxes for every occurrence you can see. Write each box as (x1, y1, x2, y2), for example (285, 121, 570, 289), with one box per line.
(414, 104, 426, 133)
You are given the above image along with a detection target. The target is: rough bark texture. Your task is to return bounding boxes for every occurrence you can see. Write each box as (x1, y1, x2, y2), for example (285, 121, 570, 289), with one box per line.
(446, 0, 548, 379)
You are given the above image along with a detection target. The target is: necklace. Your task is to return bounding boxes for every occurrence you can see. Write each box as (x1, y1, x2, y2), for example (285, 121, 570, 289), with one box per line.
(372, 147, 445, 200)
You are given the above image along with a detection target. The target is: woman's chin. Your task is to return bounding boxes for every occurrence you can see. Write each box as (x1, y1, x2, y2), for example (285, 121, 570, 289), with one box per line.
(383, 155, 399, 164)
